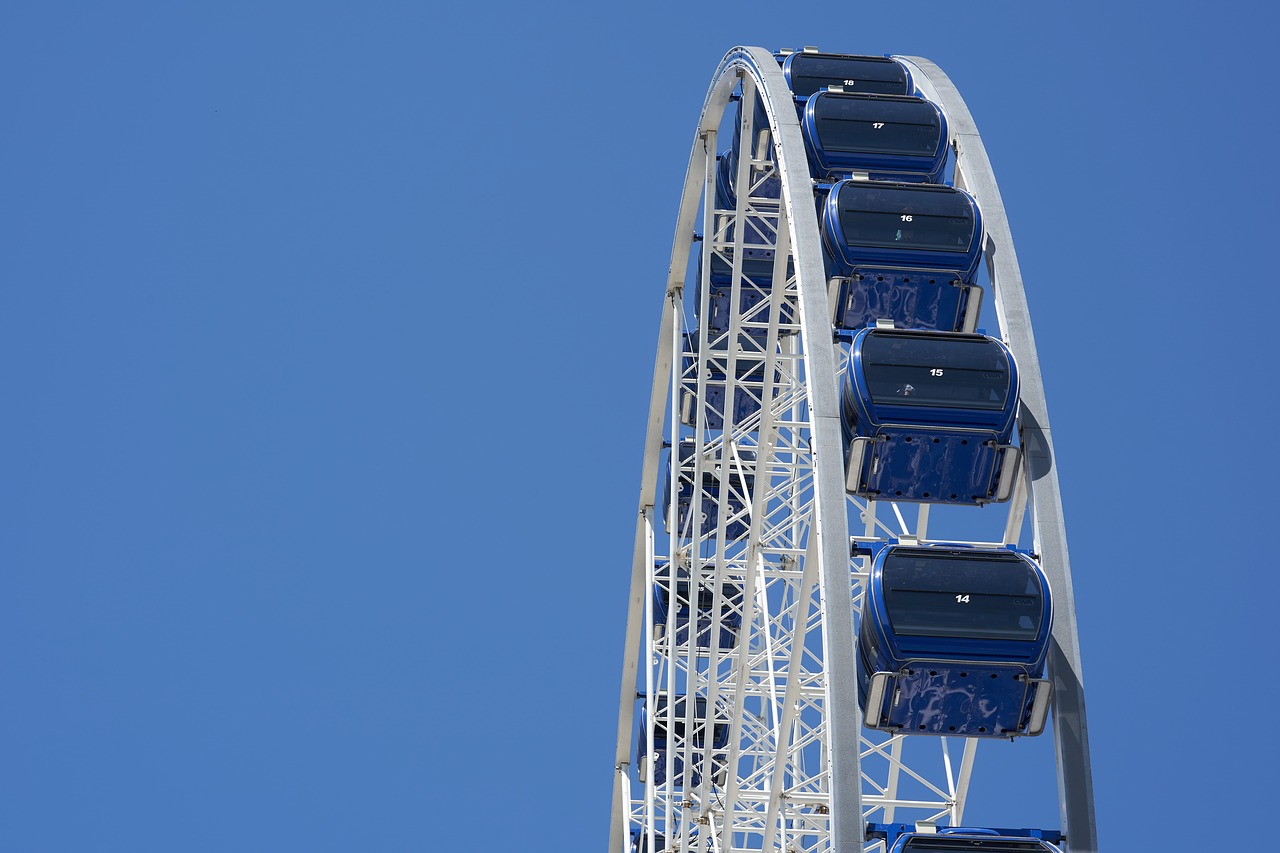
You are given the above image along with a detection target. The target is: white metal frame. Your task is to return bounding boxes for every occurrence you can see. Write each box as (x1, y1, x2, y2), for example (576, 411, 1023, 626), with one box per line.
(610, 47, 1097, 853)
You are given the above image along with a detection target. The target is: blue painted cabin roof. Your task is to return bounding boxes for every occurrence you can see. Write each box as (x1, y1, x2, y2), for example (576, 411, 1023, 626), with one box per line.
(868, 822, 1063, 853)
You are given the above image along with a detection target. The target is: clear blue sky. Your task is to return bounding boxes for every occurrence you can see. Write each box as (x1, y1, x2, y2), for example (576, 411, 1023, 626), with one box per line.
(3, 2, 1277, 851)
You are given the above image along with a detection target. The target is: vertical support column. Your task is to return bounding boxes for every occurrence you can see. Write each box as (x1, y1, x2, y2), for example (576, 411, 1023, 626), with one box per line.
(736, 46, 863, 853)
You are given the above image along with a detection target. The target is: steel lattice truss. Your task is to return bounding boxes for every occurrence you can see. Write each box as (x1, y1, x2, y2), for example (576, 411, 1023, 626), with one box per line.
(610, 47, 1097, 853)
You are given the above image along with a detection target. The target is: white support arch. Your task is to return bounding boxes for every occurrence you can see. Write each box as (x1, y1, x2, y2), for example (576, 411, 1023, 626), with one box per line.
(611, 46, 1096, 853)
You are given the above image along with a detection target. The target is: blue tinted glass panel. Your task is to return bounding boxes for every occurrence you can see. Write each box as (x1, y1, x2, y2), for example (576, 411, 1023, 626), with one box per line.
(789, 55, 907, 97)
(863, 334, 1010, 410)
(883, 551, 1042, 641)
(837, 185, 974, 252)
(815, 97, 941, 155)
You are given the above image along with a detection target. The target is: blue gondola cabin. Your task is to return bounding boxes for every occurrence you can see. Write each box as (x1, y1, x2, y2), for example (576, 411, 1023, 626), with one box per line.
(841, 327, 1020, 505)
(679, 333, 774, 432)
(823, 181, 983, 332)
(663, 439, 755, 539)
(693, 250, 794, 345)
(652, 561, 743, 651)
(636, 693, 730, 786)
(858, 544, 1053, 738)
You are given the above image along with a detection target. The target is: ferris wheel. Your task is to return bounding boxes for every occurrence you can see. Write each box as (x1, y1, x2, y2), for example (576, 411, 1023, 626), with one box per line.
(609, 46, 1098, 853)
